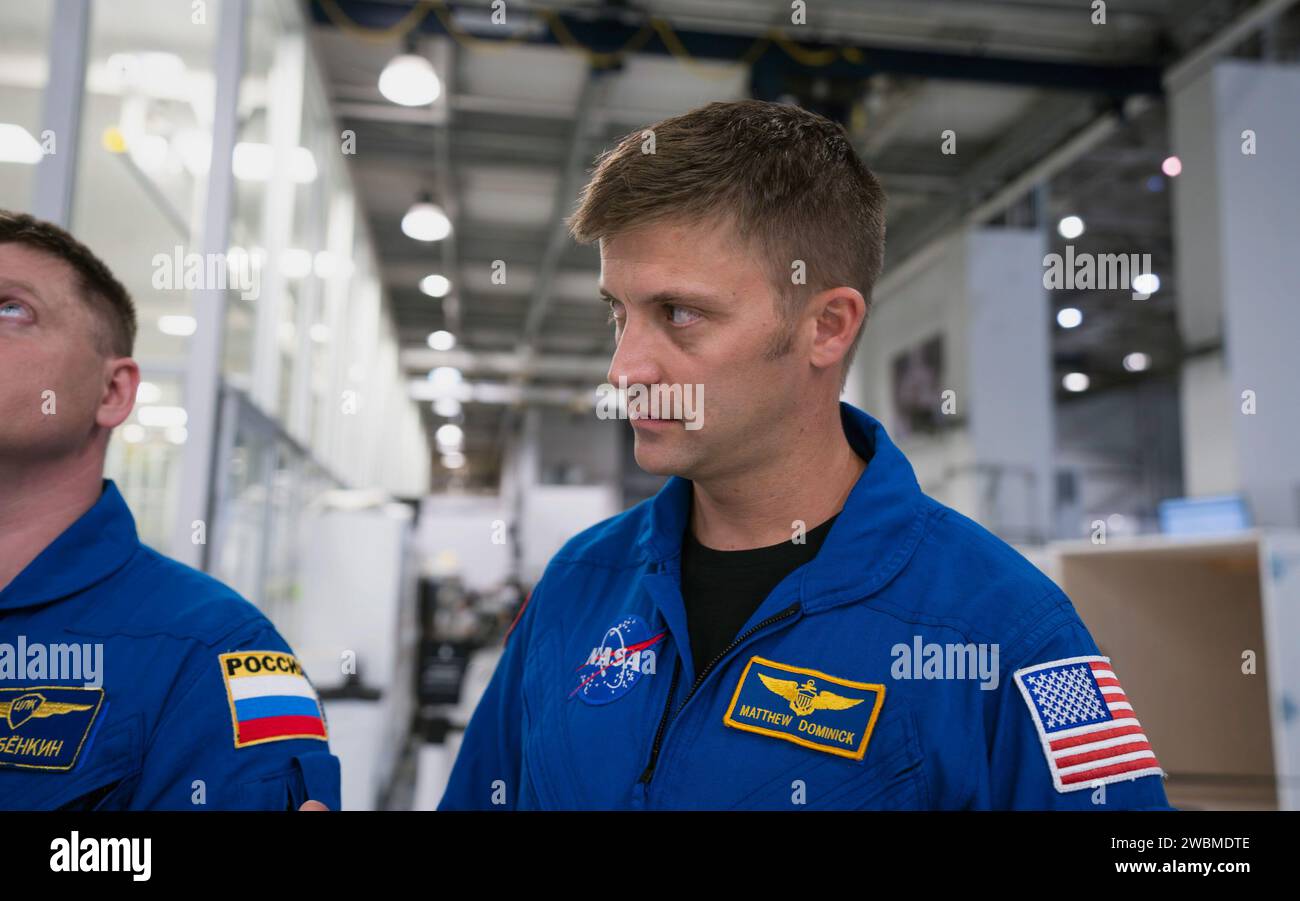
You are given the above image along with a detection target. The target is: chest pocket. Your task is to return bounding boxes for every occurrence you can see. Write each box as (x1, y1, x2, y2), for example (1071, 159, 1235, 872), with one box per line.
(724, 704, 930, 811)
(31, 713, 144, 811)
(519, 627, 570, 808)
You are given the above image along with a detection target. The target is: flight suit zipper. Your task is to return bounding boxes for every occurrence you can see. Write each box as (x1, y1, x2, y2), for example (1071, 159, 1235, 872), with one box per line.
(637, 602, 801, 785)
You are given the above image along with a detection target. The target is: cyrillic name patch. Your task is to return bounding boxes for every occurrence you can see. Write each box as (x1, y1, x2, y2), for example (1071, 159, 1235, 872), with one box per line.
(0, 686, 104, 771)
(1014, 654, 1163, 793)
(219, 651, 328, 748)
(723, 656, 885, 760)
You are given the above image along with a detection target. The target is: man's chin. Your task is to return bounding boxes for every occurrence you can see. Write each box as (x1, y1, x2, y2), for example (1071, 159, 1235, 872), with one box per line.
(631, 443, 692, 478)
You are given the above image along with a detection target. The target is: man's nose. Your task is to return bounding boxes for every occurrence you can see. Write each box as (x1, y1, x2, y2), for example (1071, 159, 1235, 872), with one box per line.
(606, 322, 661, 389)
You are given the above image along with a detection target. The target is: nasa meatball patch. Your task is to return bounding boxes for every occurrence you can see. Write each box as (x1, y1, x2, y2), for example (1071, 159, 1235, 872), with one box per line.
(571, 614, 665, 705)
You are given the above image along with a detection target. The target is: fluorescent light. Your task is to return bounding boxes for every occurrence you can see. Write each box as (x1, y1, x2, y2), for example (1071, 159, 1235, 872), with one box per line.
(441, 451, 466, 469)
(158, 315, 196, 336)
(136, 381, 162, 403)
(1161, 156, 1182, 177)
(1132, 272, 1160, 296)
(1056, 307, 1082, 329)
(378, 53, 441, 106)
(165, 425, 188, 445)
(1062, 372, 1090, 393)
(1123, 352, 1150, 372)
(137, 405, 188, 428)
(419, 274, 451, 297)
(435, 423, 464, 449)
(122, 424, 146, 444)
(0, 123, 42, 164)
(434, 397, 461, 417)
(1057, 216, 1084, 240)
(426, 330, 456, 350)
(427, 367, 462, 389)
(232, 142, 317, 183)
(402, 201, 451, 242)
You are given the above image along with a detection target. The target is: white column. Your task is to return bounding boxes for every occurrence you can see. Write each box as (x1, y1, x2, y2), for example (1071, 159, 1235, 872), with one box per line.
(31, 0, 89, 225)
(250, 31, 305, 415)
(1170, 59, 1300, 527)
(173, 0, 246, 569)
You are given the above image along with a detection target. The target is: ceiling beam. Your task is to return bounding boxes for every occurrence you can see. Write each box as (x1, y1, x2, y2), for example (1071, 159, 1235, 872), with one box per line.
(309, 1, 1165, 95)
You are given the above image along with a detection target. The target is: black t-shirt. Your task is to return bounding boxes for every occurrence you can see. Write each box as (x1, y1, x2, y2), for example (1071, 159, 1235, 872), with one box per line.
(679, 510, 838, 679)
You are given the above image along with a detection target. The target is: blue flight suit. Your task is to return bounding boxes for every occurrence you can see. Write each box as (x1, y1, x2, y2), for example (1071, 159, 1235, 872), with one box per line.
(440, 402, 1174, 810)
(0, 480, 341, 810)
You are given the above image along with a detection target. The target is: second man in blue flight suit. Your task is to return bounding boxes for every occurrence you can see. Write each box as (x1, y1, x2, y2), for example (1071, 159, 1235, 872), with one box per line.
(0, 211, 341, 810)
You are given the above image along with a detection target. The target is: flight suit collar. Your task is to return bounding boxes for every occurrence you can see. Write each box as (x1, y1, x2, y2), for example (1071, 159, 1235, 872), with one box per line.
(0, 480, 139, 612)
(635, 402, 931, 616)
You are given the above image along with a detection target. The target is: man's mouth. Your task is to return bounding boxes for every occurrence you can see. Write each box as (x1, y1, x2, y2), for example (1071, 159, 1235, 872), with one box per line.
(629, 412, 679, 425)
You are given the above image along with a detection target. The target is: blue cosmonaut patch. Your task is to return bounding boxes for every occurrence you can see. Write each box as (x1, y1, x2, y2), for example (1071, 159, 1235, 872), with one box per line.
(0, 687, 105, 771)
(571, 614, 664, 706)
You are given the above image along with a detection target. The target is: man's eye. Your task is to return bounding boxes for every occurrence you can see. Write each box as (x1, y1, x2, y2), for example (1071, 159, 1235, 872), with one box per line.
(0, 300, 29, 319)
(605, 300, 623, 325)
(667, 305, 700, 326)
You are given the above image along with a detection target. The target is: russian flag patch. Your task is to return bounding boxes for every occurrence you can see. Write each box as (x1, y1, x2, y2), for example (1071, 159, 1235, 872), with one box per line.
(219, 651, 328, 748)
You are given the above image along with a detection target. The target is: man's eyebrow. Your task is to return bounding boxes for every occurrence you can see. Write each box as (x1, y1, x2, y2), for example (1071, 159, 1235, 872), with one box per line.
(0, 277, 41, 295)
(598, 287, 722, 306)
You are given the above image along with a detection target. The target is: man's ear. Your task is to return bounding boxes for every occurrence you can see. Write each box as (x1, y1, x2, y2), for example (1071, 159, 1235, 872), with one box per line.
(809, 287, 867, 373)
(97, 356, 140, 430)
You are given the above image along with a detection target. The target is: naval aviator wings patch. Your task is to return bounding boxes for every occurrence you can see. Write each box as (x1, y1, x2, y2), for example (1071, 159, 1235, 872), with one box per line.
(723, 656, 885, 760)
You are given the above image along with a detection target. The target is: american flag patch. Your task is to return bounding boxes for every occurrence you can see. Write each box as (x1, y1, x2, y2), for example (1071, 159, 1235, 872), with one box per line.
(1014, 655, 1163, 793)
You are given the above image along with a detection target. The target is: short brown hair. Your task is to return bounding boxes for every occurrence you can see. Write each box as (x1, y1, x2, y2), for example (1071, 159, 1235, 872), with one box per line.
(567, 100, 886, 389)
(0, 209, 136, 356)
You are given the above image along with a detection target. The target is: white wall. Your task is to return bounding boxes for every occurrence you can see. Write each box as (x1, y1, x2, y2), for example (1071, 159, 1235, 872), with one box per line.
(967, 227, 1053, 540)
(295, 503, 417, 810)
(415, 494, 513, 592)
(521, 484, 621, 582)
(856, 226, 1053, 541)
(858, 230, 971, 495)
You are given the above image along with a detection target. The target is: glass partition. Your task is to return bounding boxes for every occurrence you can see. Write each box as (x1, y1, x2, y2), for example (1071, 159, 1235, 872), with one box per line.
(81, 0, 222, 554)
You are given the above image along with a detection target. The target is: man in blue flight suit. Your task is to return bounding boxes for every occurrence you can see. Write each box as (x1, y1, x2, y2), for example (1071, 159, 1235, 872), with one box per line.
(438, 101, 1174, 810)
(0, 211, 341, 810)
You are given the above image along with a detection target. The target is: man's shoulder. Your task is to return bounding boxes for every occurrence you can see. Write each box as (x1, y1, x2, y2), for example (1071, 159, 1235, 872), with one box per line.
(91, 544, 275, 647)
(547, 495, 658, 571)
(874, 496, 1079, 651)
